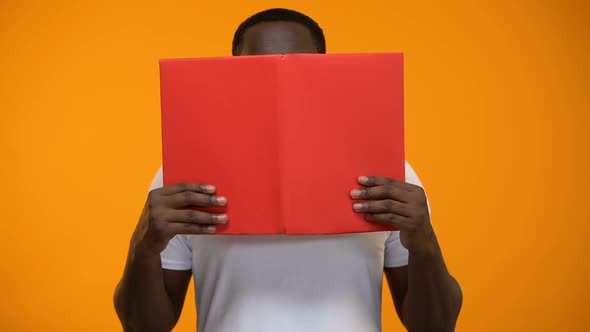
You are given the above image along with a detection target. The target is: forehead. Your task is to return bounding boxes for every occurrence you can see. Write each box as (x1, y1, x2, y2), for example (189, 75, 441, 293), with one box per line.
(239, 21, 317, 55)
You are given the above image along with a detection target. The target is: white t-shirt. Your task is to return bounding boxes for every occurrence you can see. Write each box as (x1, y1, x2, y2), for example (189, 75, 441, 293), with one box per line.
(151, 162, 425, 332)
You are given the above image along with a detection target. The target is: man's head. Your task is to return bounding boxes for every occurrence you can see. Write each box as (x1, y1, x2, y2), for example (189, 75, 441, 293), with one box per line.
(232, 8, 326, 56)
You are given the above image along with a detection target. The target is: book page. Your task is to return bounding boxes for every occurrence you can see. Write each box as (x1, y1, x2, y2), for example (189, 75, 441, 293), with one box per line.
(160, 56, 284, 234)
(279, 53, 405, 234)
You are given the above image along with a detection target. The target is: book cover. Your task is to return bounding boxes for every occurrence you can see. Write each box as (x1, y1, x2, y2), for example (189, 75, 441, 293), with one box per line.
(160, 53, 404, 235)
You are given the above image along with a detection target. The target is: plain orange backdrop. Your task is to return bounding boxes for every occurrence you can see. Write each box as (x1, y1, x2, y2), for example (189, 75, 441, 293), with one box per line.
(1, 1, 589, 331)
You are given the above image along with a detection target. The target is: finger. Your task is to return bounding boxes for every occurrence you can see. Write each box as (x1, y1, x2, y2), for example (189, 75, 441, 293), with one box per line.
(365, 213, 408, 228)
(357, 176, 403, 188)
(359, 176, 426, 195)
(168, 223, 218, 235)
(353, 200, 410, 216)
(350, 184, 408, 202)
(166, 209, 228, 225)
(159, 182, 217, 196)
(167, 191, 227, 208)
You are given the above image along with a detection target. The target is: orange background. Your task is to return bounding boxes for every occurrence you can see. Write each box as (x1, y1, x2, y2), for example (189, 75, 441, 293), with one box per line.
(1, 1, 589, 331)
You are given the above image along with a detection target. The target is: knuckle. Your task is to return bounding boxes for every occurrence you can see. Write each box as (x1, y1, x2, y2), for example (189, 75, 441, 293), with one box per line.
(384, 199, 396, 211)
(355, 188, 367, 199)
(383, 184, 396, 194)
(183, 190, 193, 205)
(186, 210, 199, 222)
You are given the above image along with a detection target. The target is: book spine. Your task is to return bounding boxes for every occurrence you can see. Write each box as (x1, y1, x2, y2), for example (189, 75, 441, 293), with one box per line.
(277, 55, 288, 234)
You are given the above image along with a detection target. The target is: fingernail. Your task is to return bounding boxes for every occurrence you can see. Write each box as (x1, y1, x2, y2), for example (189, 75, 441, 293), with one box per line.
(216, 196, 227, 205)
(204, 185, 216, 193)
(353, 203, 364, 211)
(351, 189, 362, 199)
(358, 176, 369, 184)
(206, 225, 216, 232)
(216, 214, 228, 223)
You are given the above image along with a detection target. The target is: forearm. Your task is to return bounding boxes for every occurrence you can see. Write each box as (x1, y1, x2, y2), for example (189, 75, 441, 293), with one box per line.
(114, 242, 176, 332)
(403, 234, 463, 332)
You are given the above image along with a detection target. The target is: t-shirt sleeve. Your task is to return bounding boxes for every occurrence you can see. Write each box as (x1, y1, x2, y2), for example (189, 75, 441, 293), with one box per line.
(383, 161, 430, 268)
(147, 167, 193, 271)
(161, 235, 193, 271)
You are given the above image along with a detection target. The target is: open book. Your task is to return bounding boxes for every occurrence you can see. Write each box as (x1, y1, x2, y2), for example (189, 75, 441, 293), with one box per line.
(160, 53, 404, 235)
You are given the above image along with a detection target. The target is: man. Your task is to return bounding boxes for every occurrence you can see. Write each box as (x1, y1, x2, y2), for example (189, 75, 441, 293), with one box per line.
(114, 8, 462, 332)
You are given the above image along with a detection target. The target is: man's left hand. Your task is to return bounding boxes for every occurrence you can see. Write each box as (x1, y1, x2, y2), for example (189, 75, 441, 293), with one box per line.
(351, 176, 436, 256)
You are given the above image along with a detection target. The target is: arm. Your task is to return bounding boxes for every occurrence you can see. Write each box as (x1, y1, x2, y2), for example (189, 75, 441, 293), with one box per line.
(385, 234, 462, 332)
(114, 249, 191, 332)
(351, 176, 462, 332)
(114, 183, 228, 332)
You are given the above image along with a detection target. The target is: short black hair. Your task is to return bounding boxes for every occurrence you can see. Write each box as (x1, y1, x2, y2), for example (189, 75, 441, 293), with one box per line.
(232, 8, 326, 56)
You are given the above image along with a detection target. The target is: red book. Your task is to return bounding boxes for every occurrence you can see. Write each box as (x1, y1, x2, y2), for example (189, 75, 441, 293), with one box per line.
(160, 53, 404, 235)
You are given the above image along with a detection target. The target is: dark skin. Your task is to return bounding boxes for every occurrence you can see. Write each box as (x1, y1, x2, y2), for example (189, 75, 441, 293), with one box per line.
(352, 176, 463, 331)
(114, 20, 462, 332)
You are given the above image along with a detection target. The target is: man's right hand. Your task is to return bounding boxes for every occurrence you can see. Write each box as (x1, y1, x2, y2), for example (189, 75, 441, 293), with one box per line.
(131, 183, 228, 256)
